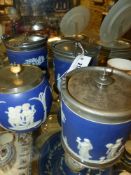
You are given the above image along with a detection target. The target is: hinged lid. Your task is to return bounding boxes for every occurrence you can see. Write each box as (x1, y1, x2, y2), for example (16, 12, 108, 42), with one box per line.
(60, 5, 90, 35)
(2, 34, 47, 51)
(52, 40, 87, 60)
(0, 65, 44, 94)
(61, 67, 131, 123)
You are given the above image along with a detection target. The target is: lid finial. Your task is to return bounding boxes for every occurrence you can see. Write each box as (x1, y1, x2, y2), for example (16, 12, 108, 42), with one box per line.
(95, 68, 113, 88)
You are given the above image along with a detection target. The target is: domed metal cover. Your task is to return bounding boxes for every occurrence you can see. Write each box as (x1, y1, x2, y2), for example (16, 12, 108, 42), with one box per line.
(61, 66, 131, 123)
(0, 65, 44, 94)
(3, 34, 47, 51)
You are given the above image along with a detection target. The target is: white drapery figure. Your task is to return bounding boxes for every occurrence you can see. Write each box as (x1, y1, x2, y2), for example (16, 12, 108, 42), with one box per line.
(21, 103, 36, 125)
(106, 138, 123, 159)
(76, 137, 93, 161)
(6, 106, 22, 127)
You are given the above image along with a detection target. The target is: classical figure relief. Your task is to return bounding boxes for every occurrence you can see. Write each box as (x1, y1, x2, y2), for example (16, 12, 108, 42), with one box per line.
(99, 138, 123, 162)
(106, 138, 123, 159)
(5, 103, 37, 130)
(76, 137, 93, 161)
(0, 86, 48, 130)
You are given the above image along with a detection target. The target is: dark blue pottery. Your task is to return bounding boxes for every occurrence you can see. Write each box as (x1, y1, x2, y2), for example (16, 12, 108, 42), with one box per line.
(0, 65, 52, 132)
(53, 57, 72, 91)
(61, 101, 131, 167)
(52, 39, 98, 91)
(60, 67, 131, 168)
(7, 47, 48, 70)
(3, 34, 48, 70)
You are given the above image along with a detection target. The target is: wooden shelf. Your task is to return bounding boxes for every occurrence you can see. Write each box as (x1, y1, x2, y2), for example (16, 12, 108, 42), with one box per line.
(0, 4, 13, 8)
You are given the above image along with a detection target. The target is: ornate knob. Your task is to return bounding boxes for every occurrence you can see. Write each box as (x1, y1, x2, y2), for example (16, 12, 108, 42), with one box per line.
(95, 68, 113, 88)
(10, 64, 21, 75)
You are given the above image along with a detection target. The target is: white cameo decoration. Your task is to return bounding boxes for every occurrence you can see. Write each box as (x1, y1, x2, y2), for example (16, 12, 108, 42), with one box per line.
(30, 86, 47, 121)
(25, 55, 45, 66)
(61, 107, 66, 123)
(1, 87, 48, 130)
(76, 137, 93, 161)
(106, 138, 123, 159)
(5, 103, 38, 130)
(99, 138, 123, 162)
(62, 133, 124, 164)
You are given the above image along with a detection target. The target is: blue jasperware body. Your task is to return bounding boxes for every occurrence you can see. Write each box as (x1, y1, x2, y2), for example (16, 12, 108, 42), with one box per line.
(61, 101, 131, 167)
(52, 39, 98, 91)
(53, 57, 72, 91)
(60, 67, 131, 168)
(7, 47, 48, 70)
(0, 77, 52, 132)
(3, 34, 48, 70)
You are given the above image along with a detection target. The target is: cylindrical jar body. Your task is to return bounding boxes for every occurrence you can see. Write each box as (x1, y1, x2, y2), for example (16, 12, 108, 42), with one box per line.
(3, 34, 48, 70)
(61, 67, 131, 168)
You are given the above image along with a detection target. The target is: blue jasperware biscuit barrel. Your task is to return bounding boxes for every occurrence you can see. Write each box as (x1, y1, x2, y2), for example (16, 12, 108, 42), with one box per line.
(0, 64, 52, 132)
(2, 34, 48, 70)
(60, 66, 131, 169)
(52, 39, 99, 91)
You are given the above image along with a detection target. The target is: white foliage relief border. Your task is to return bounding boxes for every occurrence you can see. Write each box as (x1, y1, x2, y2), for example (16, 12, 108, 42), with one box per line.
(30, 86, 47, 123)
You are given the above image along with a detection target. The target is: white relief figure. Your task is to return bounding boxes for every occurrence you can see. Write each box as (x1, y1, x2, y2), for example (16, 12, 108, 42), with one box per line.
(5, 103, 38, 130)
(7, 106, 22, 127)
(61, 107, 66, 123)
(20, 103, 36, 125)
(106, 138, 123, 159)
(57, 73, 61, 91)
(76, 137, 93, 161)
(30, 87, 47, 122)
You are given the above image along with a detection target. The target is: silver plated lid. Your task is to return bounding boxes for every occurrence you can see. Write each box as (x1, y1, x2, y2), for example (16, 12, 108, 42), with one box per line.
(0, 64, 44, 94)
(52, 39, 86, 60)
(3, 34, 47, 51)
(61, 67, 131, 123)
